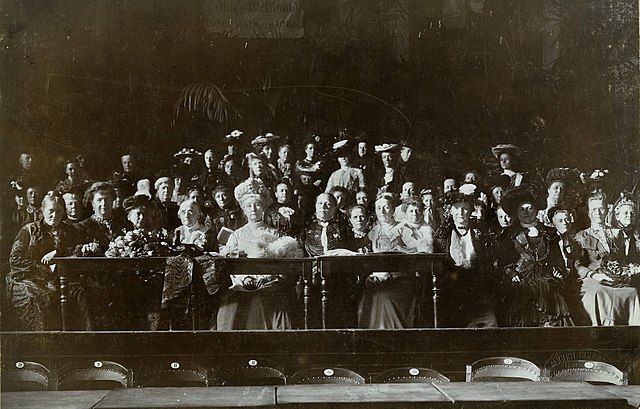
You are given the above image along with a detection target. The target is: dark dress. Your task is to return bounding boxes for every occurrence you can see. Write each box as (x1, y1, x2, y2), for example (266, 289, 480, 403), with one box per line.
(7, 220, 91, 330)
(499, 227, 575, 327)
(434, 224, 498, 328)
(76, 215, 132, 330)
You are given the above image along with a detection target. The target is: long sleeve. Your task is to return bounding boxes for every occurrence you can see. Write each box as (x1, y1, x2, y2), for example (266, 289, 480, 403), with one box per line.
(8, 226, 51, 282)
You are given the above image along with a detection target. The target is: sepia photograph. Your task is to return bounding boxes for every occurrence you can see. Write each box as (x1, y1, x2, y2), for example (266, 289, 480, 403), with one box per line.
(0, 0, 639, 407)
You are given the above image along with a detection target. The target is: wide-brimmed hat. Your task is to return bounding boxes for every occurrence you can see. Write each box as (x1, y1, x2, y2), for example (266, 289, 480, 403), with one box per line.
(491, 143, 522, 159)
(295, 161, 319, 176)
(545, 167, 581, 187)
(501, 184, 543, 218)
(374, 143, 399, 154)
(174, 148, 202, 159)
(225, 129, 243, 140)
(251, 132, 280, 147)
(332, 139, 352, 157)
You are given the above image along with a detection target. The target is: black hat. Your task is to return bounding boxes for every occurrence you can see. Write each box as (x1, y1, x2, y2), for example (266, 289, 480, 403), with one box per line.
(123, 194, 152, 213)
(501, 184, 543, 218)
(440, 184, 480, 207)
(486, 174, 511, 191)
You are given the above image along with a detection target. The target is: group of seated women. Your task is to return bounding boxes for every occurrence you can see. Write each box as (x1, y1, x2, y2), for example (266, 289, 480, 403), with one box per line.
(5, 135, 640, 331)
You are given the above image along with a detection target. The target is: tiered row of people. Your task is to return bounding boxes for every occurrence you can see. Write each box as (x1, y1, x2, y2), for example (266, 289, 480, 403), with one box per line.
(5, 135, 640, 332)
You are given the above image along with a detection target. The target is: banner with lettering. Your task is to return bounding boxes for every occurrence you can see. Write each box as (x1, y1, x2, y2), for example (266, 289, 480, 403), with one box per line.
(205, 0, 304, 38)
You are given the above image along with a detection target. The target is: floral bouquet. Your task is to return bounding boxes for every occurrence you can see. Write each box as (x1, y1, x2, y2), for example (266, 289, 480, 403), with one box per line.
(600, 260, 640, 288)
(74, 240, 102, 257)
(105, 229, 171, 258)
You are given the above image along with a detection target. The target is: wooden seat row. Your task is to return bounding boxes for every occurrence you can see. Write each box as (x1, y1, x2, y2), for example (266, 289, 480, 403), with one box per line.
(2, 356, 628, 391)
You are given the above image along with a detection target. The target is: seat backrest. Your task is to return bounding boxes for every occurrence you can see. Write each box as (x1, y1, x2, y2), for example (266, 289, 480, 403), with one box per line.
(216, 359, 286, 386)
(547, 360, 628, 385)
(290, 367, 365, 385)
(372, 367, 450, 383)
(139, 360, 208, 387)
(57, 360, 131, 390)
(1, 361, 52, 391)
(466, 357, 540, 382)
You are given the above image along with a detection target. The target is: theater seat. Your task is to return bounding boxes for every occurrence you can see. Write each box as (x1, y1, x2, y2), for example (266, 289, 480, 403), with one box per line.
(57, 360, 131, 390)
(290, 367, 365, 385)
(371, 367, 450, 383)
(466, 357, 541, 382)
(139, 360, 208, 387)
(215, 358, 286, 386)
(547, 360, 628, 385)
(1, 361, 52, 391)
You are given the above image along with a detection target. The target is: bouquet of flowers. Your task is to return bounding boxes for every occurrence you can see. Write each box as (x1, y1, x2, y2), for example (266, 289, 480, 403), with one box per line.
(74, 240, 102, 257)
(105, 229, 171, 258)
(601, 260, 640, 287)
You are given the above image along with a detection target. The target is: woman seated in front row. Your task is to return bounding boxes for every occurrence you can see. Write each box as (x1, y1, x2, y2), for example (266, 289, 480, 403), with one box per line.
(8, 192, 92, 330)
(217, 178, 301, 330)
(358, 194, 425, 329)
(434, 184, 498, 328)
(574, 192, 640, 325)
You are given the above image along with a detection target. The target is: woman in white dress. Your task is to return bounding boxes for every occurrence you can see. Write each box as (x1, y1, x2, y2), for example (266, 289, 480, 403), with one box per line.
(217, 178, 299, 330)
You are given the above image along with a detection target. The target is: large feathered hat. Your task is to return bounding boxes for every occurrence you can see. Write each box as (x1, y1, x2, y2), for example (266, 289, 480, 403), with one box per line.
(234, 178, 273, 208)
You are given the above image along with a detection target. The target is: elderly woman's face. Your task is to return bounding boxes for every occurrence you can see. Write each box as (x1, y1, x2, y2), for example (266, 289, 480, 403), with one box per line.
(42, 200, 64, 227)
(497, 207, 511, 228)
(406, 204, 422, 224)
(242, 197, 265, 222)
(616, 204, 635, 228)
(156, 182, 173, 203)
(375, 198, 394, 223)
(350, 207, 367, 232)
(128, 207, 149, 230)
(315, 194, 336, 221)
(588, 199, 607, 225)
(552, 210, 572, 235)
(548, 181, 565, 203)
(63, 193, 82, 219)
(92, 191, 113, 218)
(517, 202, 537, 225)
(451, 202, 471, 227)
(500, 153, 512, 170)
(179, 203, 199, 227)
